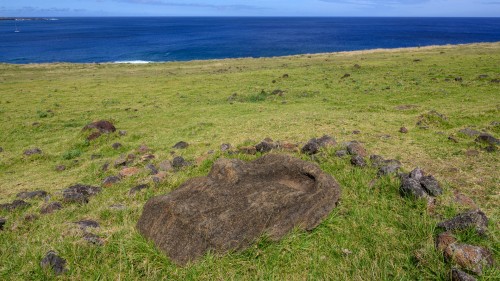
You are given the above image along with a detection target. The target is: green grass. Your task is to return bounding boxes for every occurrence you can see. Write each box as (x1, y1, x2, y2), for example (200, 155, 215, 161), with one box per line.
(0, 43, 499, 280)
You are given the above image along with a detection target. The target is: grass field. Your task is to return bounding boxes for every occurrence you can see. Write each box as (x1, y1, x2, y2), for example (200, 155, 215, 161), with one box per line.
(0, 42, 499, 280)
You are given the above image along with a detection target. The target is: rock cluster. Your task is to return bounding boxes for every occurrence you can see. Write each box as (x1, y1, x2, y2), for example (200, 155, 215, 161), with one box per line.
(400, 168, 442, 198)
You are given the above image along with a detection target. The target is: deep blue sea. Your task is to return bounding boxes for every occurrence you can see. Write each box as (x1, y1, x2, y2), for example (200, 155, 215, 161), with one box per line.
(1, 17, 500, 64)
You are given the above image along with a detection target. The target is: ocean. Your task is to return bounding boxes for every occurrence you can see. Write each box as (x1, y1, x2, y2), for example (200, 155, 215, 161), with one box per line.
(1, 17, 500, 64)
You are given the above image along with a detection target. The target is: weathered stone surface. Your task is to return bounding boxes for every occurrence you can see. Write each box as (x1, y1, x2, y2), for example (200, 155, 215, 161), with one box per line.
(451, 268, 477, 281)
(140, 154, 155, 162)
(83, 233, 104, 246)
(75, 219, 100, 231)
(420, 175, 443, 196)
(436, 231, 457, 252)
(102, 176, 121, 187)
(83, 120, 116, 134)
(346, 142, 367, 157)
(335, 150, 348, 157)
(438, 210, 488, 235)
(410, 168, 425, 181)
(62, 184, 101, 204)
(40, 202, 63, 214)
(220, 143, 232, 152)
(172, 156, 190, 168)
(238, 146, 257, 155)
(145, 163, 158, 175)
(444, 243, 493, 275)
(16, 190, 48, 200)
(0, 200, 30, 211)
(137, 154, 341, 265)
(400, 176, 427, 198)
(173, 141, 189, 149)
(255, 141, 274, 153)
(350, 155, 366, 167)
(399, 127, 409, 133)
(40, 251, 66, 275)
(475, 133, 499, 146)
(301, 135, 337, 155)
(129, 184, 149, 195)
(120, 167, 141, 177)
(23, 148, 42, 156)
(0, 217, 6, 230)
(137, 145, 150, 154)
(159, 160, 173, 171)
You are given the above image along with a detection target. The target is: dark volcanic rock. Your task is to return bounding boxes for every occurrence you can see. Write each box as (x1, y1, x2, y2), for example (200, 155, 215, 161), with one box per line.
(129, 184, 149, 195)
(172, 156, 190, 168)
(112, 142, 122, 149)
(444, 243, 493, 275)
(341, 73, 351, 79)
(0, 217, 6, 230)
(459, 128, 482, 137)
(335, 150, 348, 157)
(475, 133, 500, 146)
(0, 200, 31, 211)
(102, 176, 121, 187)
(145, 163, 158, 175)
(83, 120, 116, 134)
(75, 219, 100, 231)
(40, 251, 66, 275)
(301, 135, 336, 155)
(420, 175, 442, 196)
(40, 202, 63, 214)
(451, 268, 477, 281)
(62, 184, 101, 204)
(399, 127, 409, 133)
(220, 143, 232, 152)
(350, 155, 366, 167)
(172, 141, 189, 149)
(400, 176, 427, 198)
(438, 210, 488, 235)
(255, 141, 274, 153)
(16, 190, 48, 200)
(410, 168, 425, 181)
(23, 148, 42, 156)
(137, 154, 341, 265)
(83, 232, 104, 246)
(346, 142, 367, 157)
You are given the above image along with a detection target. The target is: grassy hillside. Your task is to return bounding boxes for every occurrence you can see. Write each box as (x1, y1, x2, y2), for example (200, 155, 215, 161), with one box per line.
(0, 43, 499, 280)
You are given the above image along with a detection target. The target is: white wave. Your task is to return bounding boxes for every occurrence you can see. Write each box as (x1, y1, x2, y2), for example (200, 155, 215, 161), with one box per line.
(113, 60, 152, 64)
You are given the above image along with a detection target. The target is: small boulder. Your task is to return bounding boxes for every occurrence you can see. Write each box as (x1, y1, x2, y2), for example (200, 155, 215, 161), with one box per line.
(172, 141, 189, 149)
(159, 160, 173, 172)
(83, 120, 116, 134)
(0, 147, 3, 153)
(346, 142, 367, 157)
(220, 143, 232, 152)
(16, 190, 48, 200)
(145, 163, 158, 175)
(40, 251, 66, 275)
(420, 175, 442, 196)
(114, 155, 128, 167)
(120, 167, 141, 177)
(0, 200, 31, 212)
(137, 145, 150, 154)
(317, 135, 337, 147)
(437, 210, 488, 235)
(451, 268, 477, 281)
(453, 191, 477, 210)
(459, 128, 482, 137)
(341, 73, 351, 79)
(62, 184, 101, 204)
(301, 140, 320, 155)
(399, 127, 408, 134)
(444, 243, 493, 275)
(255, 141, 274, 153)
(410, 168, 425, 181)
(112, 142, 122, 149)
(475, 133, 499, 146)
(140, 154, 155, 162)
(119, 130, 127, 136)
(23, 148, 42, 156)
(74, 219, 100, 231)
(0, 217, 6, 230)
(101, 162, 110, 172)
(335, 150, 348, 157)
(350, 155, 366, 167)
(172, 156, 190, 168)
(400, 176, 427, 198)
(102, 176, 121, 187)
(40, 202, 63, 214)
(129, 184, 149, 195)
(83, 233, 104, 246)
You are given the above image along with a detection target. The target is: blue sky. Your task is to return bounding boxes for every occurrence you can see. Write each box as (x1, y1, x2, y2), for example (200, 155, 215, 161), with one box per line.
(1, 0, 500, 17)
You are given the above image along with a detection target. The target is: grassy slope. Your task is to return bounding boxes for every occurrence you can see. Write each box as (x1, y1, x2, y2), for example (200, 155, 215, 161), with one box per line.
(0, 43, 498, 280)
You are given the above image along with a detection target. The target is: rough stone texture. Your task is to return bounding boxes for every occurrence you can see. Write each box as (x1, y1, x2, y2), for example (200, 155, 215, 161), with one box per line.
(346, 142, 367, 157)
(238, 146, 257, 155)
(40, 202, 63, 214)
(145, 163, 158, 175)
(120, 167, 141, 177)
(83, 120, 116, 134)
(137, 154, 341, 265)
(102, 176, 121, 187)
(220, 143, 232, 152)
(410, 168, 425, 181)
(399, 127, 409, 133)
(0, 147, 3, 153)
(140, 154, 155, 162)
(451, 268, 477, 281)
(350, 155, 366, 167)
(400, 176, 427, 198)
(40, 251, 67, 275)
(75, 219, 100, 231)
(23, 148, 42, 156)
(129, 184, 149, 195)
(62, 184, 101, 204)
(255, 141, 274, 153)
(475, 133, 500, 146)
(420, 175, 443, 196)
(172, 156, 190, 168)
(370, 155, 401, 176)
(159, 160, 173, 172)
(436, 231, 457, 252)
(438, 210, 488, 235)
(316, 135, 337, 147)
(301, 140, 320, 155)
(16, 190, 48, 200)
(335, 150, 348, 157)
(459, 128, 482, 137)
(83, 233, 104, 246)
(0, 217, 6, 230)
(0, 200, 31, 211)
(137, 145, 150, 154)
(444, 243, 493, 275)
(173, 141, 189, 149)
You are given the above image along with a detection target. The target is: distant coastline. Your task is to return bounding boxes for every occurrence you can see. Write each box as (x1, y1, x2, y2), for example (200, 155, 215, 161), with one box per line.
(0, 17, 58, 21)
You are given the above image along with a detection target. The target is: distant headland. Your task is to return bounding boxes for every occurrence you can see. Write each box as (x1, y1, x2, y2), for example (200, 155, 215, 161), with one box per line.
(0, 17, 58, 21)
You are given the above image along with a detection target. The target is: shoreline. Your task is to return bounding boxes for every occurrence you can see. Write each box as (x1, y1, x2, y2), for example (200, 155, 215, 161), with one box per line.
(2, 41, 499, 66)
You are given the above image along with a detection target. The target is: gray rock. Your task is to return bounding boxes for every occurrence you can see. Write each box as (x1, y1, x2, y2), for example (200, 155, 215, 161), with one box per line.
(255, 141, 274, 153)
(451, 268, 477, 281)
(16, 190, 48, 200)
(23, 148, 42, 156)
(83, 233, 104, 246)
(129, 184, 149, 195)
(399, 127, 408, 133)
(102, 175, 121, 187)
(0, 217, 6, 230)
(0, 147, 3, 153)
(172, 141, 189, 149)
(444, 243, 493, 275)
(438, 210, 488, 235)
(137, 154, 341, 265)
(55, 165, 66, 171)
(475, 133, 499, 146)
(62, 184, 101, 204)
(40, 202, 63, 214)
(75, 219, 100, 231)
(145, 163, 158, 175)
(220, 143, 232, 152)
(0, 200, 31, 212)
(400, 177, 427, 198)
(172, 156, 189, 168)
(159, 160, 173, 172)
(40, 251, 66, 275)
(420, 175, 442, 196)
(459, 128, 482, 137)
(119, 130, 127, 136)
(112, 142, 122, 149)
(350, 155, 366, 167)
(409, 168, 425, 181)
(347, 142, 367, 157)
(335, 150, 348, 157)
(301, 140, 320, 155)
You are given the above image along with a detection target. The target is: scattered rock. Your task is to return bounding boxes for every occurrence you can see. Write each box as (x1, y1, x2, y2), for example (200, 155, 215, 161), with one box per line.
(112, 142, 122, 149)
(477, 74, 489, 79)
(83, 233, 104, 246)
(40, 251, 67, 275)
(0, 147, 3, 152)
(301, 135, 336, 155)
(239, 146, 257, 155)
(62, 184, 101, 204)
(16, 190, 48, 200)
(75, 219, 100, 231)
(444, 243, 493, 275)
(410, 168, 425, 181)
(55, 165, 66, 171)
(475, 133, 499, 146)
(120, 167, 141, 177)
(159, 160, 173, 172)
(87, 131, 101, 141)
(413, 59, 421, 62)
(172, 141, 189, 149)
(145, 163, 158, 175)
(395, 104, 419, 110)
(0, 217, 6, 230)
(102, 175, 121, 187)
(137, 154, 341, 265)
(23, 148, 42, 156)
(119, 130, 127, 136)
(341, 73, 351, 79)
(420, 175, 443, 196)
(40, 202, 63, 214)
(91, 154, 102, 160)
(109, 204, 126, 210)
(451, 268, 477, 281)
(140, 154, 155, 163)
(129, 184, 149, 195)
(172, 156, 190, 168)
(255, 141, 274, 153)
(83, 120, 116, 133)
(101, 162, 110, 172)
(0, 200, 31, 211)
(152, 171, 168, 184)
(346, 142, 367, 157)
(491, 78, 500, 83)
(377, 162, 401, 176)
(400, 176, 427, 198)
(220, 143, 232, 152)
(459, 128, 482, 137)
(399, 127, 408, 133)
(335, 150, 348, 157)
(350, 155, 366, 167)
(438, 210, 488, 235)
(114, 155, 128, 167)
(436, 231, 457, 252)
